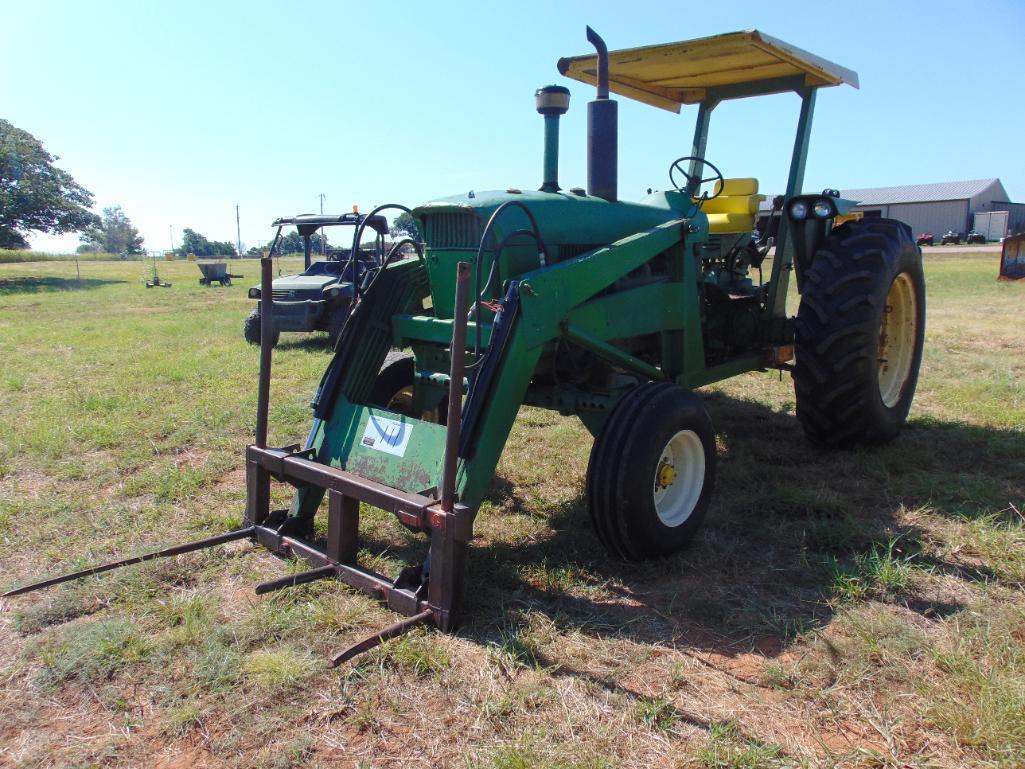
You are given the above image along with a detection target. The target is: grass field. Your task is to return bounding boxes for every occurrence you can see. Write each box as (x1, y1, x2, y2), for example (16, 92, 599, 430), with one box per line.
(0, 249, 130, 264)
(0, 253, 1022, 768)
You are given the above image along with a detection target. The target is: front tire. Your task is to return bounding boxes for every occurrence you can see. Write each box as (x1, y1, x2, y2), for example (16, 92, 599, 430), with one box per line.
(368, 352, 445, 423)
(793, 219, 925, 447)
(325, 303, 351, 348)
(586, 383, 716, 561)
(243, 309, 279, 347)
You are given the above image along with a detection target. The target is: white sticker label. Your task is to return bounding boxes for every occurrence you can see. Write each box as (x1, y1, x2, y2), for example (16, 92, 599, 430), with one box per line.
(360, 415, 413, 457)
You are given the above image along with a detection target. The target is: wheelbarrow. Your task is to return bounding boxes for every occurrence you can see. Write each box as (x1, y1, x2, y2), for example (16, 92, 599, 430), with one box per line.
(197, 260, 244, 286)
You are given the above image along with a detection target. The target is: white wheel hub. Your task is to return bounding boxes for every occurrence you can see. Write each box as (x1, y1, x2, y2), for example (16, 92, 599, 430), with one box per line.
(652, 429, 705, 527)
(878, 272, 917, 408)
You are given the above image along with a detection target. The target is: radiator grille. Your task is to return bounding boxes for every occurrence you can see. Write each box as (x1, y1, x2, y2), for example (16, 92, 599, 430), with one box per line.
(424, 213, 486, 250)
(272, 288, 322, 301)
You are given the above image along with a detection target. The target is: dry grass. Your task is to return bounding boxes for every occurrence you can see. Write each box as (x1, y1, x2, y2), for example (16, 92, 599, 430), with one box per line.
(0, 252, 1022, 767)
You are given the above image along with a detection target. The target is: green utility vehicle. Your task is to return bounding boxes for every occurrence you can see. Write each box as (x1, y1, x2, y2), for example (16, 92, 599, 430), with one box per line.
(243, 212, 390, 346)
(9, 28, 926, 662)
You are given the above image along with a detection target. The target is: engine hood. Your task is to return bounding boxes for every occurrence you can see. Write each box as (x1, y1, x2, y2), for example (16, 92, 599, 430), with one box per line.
(412, 189, 699, 249)
(271, 274, 341, 292)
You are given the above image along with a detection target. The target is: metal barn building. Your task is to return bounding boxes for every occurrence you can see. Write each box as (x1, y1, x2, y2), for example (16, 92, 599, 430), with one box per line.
(839, 179, 1025, 239)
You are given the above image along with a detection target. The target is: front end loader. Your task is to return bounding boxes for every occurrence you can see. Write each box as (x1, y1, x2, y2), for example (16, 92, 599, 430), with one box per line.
(6, 28, 925, 663)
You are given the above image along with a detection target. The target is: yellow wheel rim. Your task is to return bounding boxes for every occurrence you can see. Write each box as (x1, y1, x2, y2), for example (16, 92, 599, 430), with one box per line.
(878, 272, 917, 408)
(387, 385, 415, 414)
(386, 385, 441, 423)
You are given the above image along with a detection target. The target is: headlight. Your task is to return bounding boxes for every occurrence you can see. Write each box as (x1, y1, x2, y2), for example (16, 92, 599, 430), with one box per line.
(789, 200, 809, 220)
(248, 287, 261, 299)
(813, 200, 833, 218)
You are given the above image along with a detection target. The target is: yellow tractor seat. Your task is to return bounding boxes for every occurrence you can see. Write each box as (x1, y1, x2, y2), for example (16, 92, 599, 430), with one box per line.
(698, 178, 765, 234)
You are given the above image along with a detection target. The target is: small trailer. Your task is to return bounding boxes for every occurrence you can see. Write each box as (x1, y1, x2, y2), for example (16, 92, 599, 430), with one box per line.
(197, 260, 244, 286)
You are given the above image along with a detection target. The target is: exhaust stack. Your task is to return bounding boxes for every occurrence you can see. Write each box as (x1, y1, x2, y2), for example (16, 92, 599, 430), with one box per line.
(535, 85, 571, 193)
(585, 26, 617, 202)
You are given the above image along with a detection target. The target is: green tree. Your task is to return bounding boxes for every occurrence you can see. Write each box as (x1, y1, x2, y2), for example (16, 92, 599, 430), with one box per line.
(0, 119, 97, 248)
(275, 231, 325, 254)
(79, 206, 144, 256)
(178, 228, 236, 257)
(391, 212, 420, 240)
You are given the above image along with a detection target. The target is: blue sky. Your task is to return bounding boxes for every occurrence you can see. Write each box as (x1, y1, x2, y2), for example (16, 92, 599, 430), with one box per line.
(5, 0, 1024, 253)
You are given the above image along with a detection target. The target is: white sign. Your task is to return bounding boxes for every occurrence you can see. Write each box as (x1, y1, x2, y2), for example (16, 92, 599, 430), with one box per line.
(360, 415, 413, 457)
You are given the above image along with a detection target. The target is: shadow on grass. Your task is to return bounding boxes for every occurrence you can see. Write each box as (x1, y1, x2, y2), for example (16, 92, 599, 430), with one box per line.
(275, 336, 336, 352)
(444, 393, 1025, 660)
(281, 392, 1022, 664)
(14, 393, 1021, 670)
(0, 276, 127, 296)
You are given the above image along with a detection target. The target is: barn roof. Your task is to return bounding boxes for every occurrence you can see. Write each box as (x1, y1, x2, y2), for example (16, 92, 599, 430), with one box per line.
(839, 179, 1001, 206)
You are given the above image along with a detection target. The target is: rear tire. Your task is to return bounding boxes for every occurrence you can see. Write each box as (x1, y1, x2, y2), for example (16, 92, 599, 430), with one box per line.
(586, 383, 716, 561)
(243, 309, 279, 347)
(793, 219, 925, 447)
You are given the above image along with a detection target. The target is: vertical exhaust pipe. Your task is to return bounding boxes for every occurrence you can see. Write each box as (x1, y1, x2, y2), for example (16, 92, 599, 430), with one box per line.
(585, 26, 617, 202)
(535, 85, 570, 193)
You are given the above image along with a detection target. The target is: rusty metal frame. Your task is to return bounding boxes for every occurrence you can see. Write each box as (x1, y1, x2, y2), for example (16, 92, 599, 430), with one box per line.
(4, 257, 476, 666)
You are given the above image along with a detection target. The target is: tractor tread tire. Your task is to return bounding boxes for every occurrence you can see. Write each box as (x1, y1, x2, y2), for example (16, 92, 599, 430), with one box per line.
(587, 383, 716, 561)
(369, 353, 415, 410)
(793, 219, 925, 448)
(587, 382, 674, 558)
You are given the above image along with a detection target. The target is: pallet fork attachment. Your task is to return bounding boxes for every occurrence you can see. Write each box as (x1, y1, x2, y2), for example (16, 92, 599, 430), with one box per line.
(1, 528, 256, 598)
(3, 257, 475, 666)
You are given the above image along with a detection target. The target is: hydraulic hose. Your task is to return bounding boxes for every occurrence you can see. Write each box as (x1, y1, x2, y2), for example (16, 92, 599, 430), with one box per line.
(360, 238, 424, 296)
(349, 203, 421, 301)
(384, 237, 425, 266)
(327, 239, 424, 357)
(471, 228, 539, 367)
(469, 201, 547, 366)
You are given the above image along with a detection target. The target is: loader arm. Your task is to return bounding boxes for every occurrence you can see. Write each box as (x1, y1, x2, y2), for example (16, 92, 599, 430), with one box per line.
(454, 218, 689, 508)
(287, 217, 690, 522)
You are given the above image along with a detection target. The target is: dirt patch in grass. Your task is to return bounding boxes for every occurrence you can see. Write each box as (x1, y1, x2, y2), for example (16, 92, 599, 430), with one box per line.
(3, 465, 51, 499)
(213, 464, 246, 491)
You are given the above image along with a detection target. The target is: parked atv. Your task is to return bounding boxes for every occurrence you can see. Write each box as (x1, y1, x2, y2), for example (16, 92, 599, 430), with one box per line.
(941, 230, 961, 245)
(965, 231, 986, 244)
(916, 233, 934, 246)
(244, 212, 391, 347)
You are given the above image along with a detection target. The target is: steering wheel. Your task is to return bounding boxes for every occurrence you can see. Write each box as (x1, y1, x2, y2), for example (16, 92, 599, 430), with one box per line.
(669, 156, 725, 202)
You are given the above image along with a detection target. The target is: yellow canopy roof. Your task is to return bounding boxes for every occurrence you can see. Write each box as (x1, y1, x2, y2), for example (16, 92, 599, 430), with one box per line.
(557, 30, 859, 113)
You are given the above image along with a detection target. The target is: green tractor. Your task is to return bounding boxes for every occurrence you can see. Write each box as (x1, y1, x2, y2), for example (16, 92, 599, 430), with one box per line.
(7, 28, 925, 662)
